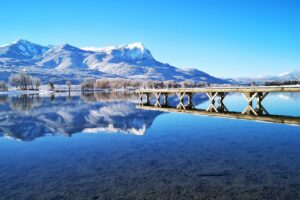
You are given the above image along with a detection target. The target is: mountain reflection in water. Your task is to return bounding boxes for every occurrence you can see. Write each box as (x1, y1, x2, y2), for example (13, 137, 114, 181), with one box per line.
(0, 92, 161, 141)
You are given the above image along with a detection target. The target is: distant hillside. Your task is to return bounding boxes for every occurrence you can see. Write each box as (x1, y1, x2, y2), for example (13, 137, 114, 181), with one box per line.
(0, 39, 227, 84)
(228, 70, 300, 85)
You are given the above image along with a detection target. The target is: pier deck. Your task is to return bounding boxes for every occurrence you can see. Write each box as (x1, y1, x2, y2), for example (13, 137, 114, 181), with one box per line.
(136, 85, 300, 106)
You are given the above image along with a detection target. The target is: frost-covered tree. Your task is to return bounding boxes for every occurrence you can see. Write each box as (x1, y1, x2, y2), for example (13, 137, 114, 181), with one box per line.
(0, 81, 8, 91)
(9, 72, 33, 90)
(81, 78, 96, 90)
(33, 78, 41, 90)
(66, 80, 72, 91)
(48, 82, 55, 91)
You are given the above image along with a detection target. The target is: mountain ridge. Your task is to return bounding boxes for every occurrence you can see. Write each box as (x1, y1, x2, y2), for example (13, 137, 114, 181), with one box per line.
(228, 70, 300, 84)
(0, 39, 227, 84)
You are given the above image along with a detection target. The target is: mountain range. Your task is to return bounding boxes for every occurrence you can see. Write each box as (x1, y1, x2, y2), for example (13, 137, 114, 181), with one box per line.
(228, 70, 300, 84)
(0, 39, 226, 84)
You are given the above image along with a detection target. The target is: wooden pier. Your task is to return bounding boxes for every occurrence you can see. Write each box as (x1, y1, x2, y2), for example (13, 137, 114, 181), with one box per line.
(136, 86, 300, 106)
(135, 85, 300, 125)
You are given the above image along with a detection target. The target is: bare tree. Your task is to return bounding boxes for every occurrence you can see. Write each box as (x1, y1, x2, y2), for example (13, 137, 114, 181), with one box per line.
(9, 72, 34, 90)
(0, 81, 8, 91)
(81, 78, 96, 90)
(196, 82, 205, 87)
(147, 80, 156, 89)
(81, 78, 206, 90)
(163, 80, 177, 88)
(132, 80, 142, 88)
(32, 78, 41, 90)
(94, 79, 110, 89)
(48, 82, 55, 91)
(66, 81, 72, 91)
(179, 80, 194, 88)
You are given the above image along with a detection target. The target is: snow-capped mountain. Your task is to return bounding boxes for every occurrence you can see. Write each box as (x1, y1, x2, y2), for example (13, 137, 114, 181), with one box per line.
(82, 42, 154, 60)
(275, 70, 300, 81)
(230, 70, 300, 84)
(0, 39, 227, 84)
(37, 44, 91, 70)
(0, 39, 49, 59)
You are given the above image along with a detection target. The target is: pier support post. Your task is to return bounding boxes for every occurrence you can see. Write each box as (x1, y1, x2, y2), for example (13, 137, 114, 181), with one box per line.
(176, 92, 186, 109)
(138, 93, 150, 105)
(145, 93, 150, 105)
(154, 92, 161, 107)
(162, 93, 169, 106)
(256, 92, 269, 105)
(138, 93, 144, 103)
(217, 102, 228, 112)
(206, 92, 218, 104)
(206, 103, 219, 112)
(187, 93, 193, 105)
(242, 105, 258, 115)
(242, 92, 258, 105)
(186, 93, 194, 109)
(217, 92, 227, 104)
(255, 104, 269, 115)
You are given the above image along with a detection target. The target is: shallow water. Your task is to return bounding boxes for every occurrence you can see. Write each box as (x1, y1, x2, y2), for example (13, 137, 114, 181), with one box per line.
(0, 92, 300, 200)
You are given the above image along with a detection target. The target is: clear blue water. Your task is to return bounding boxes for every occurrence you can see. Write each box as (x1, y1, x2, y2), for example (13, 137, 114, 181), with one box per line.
(0, 92, 300, 200)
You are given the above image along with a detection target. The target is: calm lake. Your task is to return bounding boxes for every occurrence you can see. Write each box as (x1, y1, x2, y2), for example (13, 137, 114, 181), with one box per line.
(0, 92, 300, 200)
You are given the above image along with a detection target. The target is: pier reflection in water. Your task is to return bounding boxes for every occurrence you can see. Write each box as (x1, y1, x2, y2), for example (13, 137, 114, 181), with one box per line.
(137, 93, 300, 125)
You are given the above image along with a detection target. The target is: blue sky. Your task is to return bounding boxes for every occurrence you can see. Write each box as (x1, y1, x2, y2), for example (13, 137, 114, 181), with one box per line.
(0, 0, 299, 77)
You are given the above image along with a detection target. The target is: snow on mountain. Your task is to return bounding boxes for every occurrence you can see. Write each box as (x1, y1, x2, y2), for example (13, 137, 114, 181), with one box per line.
(230, 70, 300, 84)
(37, 44, 91, 70)
(0, 39, 49, 59)
(0, 39, 227, 84)
(81, 42, 153, 60)
(276, 70, 300, 80)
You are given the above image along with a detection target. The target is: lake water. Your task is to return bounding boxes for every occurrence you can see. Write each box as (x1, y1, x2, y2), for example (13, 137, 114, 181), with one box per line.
(0, 92, 300, 200)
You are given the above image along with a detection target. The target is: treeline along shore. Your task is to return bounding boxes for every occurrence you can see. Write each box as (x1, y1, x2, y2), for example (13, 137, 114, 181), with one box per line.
(0, 72, 299, 92)
(0, 72, 217, 92)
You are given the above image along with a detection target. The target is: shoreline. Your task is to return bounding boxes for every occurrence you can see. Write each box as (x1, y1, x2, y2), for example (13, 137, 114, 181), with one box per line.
(1, 84, 299, 95)
(0, 88, 136, 95)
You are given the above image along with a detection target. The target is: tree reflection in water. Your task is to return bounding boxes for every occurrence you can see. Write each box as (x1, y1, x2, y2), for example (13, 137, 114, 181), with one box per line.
(9, 94, 41, 112)
(0, 95, 8, 104)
